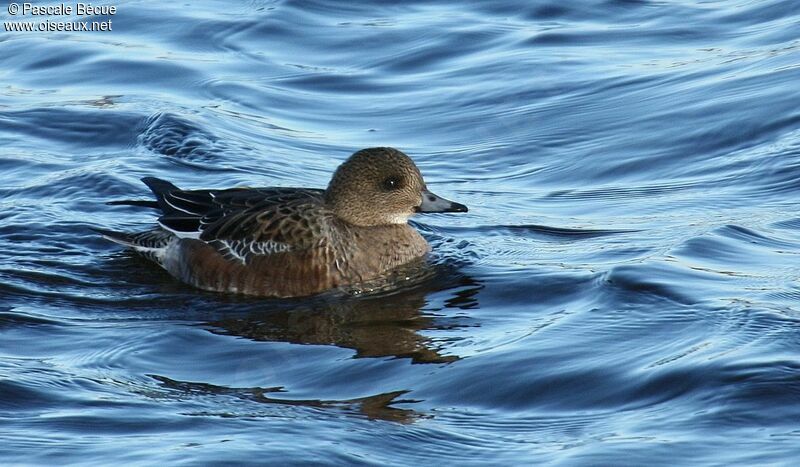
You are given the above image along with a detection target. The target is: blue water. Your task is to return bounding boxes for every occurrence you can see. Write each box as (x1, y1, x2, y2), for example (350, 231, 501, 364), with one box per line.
(2, 0, 800, 464)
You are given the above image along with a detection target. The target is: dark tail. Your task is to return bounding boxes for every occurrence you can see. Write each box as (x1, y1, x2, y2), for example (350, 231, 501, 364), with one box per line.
(105, 177, 181, 210)
(142, 177, 180, 196)
(141, 177, 181, 212)
(106, 199, 160, 209)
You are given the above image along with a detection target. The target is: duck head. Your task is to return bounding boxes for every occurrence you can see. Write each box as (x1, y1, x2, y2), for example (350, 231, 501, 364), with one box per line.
(325, 147, 468, 227)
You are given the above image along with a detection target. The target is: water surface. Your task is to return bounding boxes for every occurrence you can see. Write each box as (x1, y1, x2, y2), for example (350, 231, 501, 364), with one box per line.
(2, 0, 800, 464)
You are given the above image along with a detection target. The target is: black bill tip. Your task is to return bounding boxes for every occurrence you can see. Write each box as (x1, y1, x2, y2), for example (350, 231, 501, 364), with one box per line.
(416, 189, 469, 213)
(449, 202, 468, 213)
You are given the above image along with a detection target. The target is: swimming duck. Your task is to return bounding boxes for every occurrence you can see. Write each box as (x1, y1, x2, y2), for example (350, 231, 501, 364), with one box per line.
(96, 147, 468, 297)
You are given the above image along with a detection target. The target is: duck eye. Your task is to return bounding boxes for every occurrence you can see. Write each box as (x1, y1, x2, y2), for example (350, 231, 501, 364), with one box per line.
(382, 176, 402, 191)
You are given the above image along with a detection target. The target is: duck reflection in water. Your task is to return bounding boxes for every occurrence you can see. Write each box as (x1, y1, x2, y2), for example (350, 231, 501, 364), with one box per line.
(206, 266, 481, 365)
(150, 374, 424, 424)
(184, 267, 483, 423)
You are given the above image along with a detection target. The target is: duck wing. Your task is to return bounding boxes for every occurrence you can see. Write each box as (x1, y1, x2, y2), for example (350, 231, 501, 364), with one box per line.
(137, 177, 325, 239)
(195, 199, 332, 266)
(164, 199, 340, 297)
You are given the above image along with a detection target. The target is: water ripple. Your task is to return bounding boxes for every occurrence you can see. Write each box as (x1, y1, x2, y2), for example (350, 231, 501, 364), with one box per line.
(3, 0, 800, 464)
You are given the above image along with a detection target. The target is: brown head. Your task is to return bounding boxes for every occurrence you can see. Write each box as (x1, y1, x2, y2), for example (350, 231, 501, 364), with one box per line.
(324, 147, 468, 227)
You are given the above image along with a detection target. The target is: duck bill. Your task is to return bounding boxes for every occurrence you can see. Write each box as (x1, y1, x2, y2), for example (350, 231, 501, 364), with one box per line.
(416, 189, 468, 213)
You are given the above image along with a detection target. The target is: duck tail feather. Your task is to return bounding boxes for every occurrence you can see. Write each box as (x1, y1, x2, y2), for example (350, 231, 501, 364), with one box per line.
(92, 227, 138, 247)
(92, 227, 175, 254)
(142, 177, 180, 197)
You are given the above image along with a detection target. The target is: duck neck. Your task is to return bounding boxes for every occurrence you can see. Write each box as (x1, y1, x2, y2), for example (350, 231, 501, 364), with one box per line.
(332, 220, 430, 280)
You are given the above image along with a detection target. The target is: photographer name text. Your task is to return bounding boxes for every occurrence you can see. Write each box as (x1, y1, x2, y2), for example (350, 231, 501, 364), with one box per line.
(8, 3, 115, 16)
(5, 3, 116, 32)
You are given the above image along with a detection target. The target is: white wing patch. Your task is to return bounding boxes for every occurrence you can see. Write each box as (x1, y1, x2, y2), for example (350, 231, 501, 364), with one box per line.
(249, 240, 291, 255)
(213, 239, 291, 264)
(157, 220, 201, 239)
(163, 195, 195, 215)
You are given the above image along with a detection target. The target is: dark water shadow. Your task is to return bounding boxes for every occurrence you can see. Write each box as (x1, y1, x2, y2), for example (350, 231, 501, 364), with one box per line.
(139, 113, 224, 162)
(431, 222, 637, 241)
(149, 374, 422, 424)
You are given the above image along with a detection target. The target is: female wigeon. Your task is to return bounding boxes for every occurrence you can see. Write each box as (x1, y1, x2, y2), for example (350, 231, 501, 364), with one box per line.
(97, 147, 467, 297)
